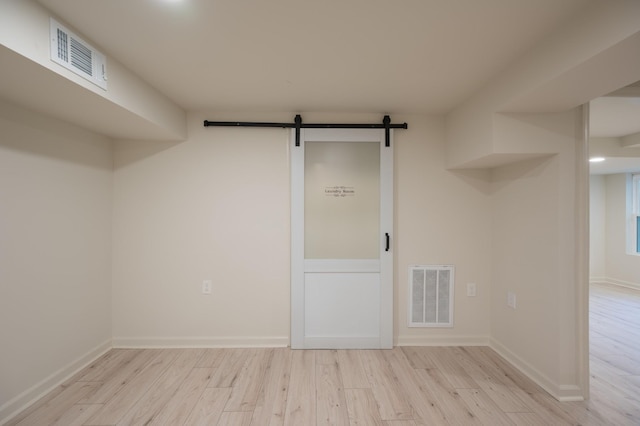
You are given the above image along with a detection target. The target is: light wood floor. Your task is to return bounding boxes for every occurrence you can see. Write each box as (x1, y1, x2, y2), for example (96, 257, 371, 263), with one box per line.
(6, 283, 640, 425)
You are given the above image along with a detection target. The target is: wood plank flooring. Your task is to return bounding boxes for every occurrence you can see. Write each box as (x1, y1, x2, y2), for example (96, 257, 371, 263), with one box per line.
(587, 283, 640, 425)
(6, 283, 640, 425)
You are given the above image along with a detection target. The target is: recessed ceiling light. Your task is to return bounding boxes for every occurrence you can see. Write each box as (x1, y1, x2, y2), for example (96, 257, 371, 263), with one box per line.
(589, 157, 605, 163)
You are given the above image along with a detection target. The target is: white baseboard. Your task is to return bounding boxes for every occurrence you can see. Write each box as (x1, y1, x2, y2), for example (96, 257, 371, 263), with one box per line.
(489, 338, 585, 402)
(591, 277, 640, 291)
(1, 332, 589, 425)
(395, 335, 490, 347)
(0, 339, 112, 426)
(112, 336, 290, 348)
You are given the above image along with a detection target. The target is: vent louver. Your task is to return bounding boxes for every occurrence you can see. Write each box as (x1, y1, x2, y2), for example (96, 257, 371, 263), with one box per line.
(408, 265, 454, 327)
(70, 37, 93, 76)
(50, 18, 107, 90)
(56, 28, 68, 62)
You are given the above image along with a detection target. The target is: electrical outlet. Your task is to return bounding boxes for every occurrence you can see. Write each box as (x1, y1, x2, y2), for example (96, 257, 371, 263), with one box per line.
(507, 291, 516, 309)
(202, 280, 212, 295)
(467, 283, 477, 297)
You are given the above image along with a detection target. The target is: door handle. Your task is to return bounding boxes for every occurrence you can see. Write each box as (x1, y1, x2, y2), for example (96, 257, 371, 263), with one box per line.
(385, 233, 390, 252)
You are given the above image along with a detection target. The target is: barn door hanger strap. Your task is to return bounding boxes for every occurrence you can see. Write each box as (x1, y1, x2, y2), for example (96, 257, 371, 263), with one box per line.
(203, 115, 408, 147)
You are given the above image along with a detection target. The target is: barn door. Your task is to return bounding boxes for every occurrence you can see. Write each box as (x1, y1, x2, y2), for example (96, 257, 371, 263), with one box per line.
(291, 128, 393, 349)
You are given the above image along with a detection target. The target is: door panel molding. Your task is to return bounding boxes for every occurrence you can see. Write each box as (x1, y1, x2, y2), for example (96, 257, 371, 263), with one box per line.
(304, 259, 380, 273)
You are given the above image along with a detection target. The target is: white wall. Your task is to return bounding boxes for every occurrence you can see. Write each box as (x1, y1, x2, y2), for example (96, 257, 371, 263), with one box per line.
(111, 112, 493, 347)
(589, 175, 606, 279)
(0, 100, 113, 420)
(604, 174, 640, 289)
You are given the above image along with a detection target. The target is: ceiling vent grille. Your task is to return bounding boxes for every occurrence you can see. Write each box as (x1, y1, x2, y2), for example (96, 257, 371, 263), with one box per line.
(50, 18, 107, 90)
(408, 265, 454, 327)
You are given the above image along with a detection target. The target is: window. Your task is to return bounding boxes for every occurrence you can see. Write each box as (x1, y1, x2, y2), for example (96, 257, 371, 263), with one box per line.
(628, 173, 640, 254)
(634, 174, 640, 253)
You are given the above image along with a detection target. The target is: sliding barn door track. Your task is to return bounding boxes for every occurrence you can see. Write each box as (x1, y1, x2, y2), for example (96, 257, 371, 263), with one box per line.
(203, 115, 407, 147)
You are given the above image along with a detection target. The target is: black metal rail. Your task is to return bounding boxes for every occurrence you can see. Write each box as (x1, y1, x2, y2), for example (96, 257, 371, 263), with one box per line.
(203, 115, 407, 147)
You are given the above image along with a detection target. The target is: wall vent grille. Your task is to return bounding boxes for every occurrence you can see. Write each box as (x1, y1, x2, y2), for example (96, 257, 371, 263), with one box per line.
(50, 18, 107, 90)
(408, 265, 454, 327)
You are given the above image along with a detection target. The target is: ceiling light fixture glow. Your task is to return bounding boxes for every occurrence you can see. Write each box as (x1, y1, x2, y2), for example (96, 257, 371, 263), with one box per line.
(589, 157, 606, 163)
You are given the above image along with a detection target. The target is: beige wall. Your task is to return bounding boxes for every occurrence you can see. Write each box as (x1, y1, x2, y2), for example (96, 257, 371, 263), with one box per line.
(0, 100, 586, 412)
(589, 173, 640, 289)
(0, 100, 113, 418)
(395, 115, 492, 344)
(5, 0, 640, 413)
(111, 112, 493, 347)
(603, 174, 640, 288)
(0, 0, 186, 140)
(112, 112, 292, 346)
(589, 175, 606, 279)
(489, 108, 582, 399)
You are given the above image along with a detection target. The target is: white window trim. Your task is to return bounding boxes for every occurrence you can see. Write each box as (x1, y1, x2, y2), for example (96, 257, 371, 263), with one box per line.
(627, 173, 640, 255)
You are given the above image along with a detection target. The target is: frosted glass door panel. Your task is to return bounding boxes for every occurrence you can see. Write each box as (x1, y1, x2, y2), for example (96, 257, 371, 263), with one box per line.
(304, 141, 380, 259)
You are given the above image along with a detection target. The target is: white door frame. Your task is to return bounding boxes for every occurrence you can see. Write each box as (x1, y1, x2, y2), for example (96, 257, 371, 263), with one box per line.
(290, 128, 393, 349)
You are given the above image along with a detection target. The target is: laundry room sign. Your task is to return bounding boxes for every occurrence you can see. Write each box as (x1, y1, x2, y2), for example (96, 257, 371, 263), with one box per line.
(324, 186, 356, 197)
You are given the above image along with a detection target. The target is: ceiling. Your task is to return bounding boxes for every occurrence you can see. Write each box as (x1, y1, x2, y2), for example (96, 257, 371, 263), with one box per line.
(37, 0, 591, 114)
(11, 0, 640, 174)
(589, 84, 640, 175)
(590, 96, 640, 139)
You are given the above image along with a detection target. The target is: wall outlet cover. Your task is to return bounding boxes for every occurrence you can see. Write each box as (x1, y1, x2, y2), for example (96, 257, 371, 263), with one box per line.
(467, 283, 477, 297)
